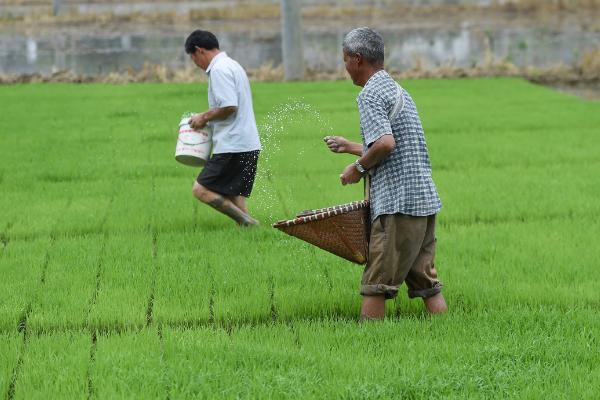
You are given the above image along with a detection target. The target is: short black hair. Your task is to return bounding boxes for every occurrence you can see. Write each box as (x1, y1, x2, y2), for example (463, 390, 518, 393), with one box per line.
(185, 30, 219, 54)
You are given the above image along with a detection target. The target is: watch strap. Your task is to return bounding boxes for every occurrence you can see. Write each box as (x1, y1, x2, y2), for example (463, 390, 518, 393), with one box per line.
(354, 160, 367, 174)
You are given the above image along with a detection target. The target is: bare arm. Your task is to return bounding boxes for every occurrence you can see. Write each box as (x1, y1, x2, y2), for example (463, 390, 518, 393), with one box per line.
(339, 134, 396, 185)
(189, 106, 237, 129)
(323, 135, 363, 156)
(357, 134, 395, 171)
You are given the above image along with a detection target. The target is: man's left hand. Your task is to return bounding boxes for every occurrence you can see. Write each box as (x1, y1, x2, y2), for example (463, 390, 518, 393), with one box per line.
(340, 163, 363, 185)
(189, 113, 208, 130)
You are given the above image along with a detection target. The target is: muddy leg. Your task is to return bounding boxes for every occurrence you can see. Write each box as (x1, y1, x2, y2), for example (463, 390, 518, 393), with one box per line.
(193, 182, 258, 226)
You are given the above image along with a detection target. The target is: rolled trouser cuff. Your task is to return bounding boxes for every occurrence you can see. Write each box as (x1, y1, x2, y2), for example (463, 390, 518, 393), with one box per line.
(360, 284, 399, 299)
(407, 282, 443, 299)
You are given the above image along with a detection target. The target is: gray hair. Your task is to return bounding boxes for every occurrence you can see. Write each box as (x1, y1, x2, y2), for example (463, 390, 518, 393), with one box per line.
(342, 27, 384, 64)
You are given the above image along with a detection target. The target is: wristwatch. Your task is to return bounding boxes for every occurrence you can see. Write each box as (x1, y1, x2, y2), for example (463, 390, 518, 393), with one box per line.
(354, 160, 367, 174)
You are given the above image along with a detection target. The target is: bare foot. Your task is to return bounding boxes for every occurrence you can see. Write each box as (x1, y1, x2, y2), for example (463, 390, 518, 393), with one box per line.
(238, 217, 260, 227)
(423, 292, 448, 314)
(360, 295, 386, 320)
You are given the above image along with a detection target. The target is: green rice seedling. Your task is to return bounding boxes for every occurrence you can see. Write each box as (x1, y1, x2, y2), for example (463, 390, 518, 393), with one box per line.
(103, 179, 155, 234)
(0, 238, 50, 332)
(251, 97, 364, 221)
(152, 232, 213, 325)
(150, 177, 201, 234)
(437, 217, 600, 312)
(293, 314, 600, 398)
(0, 334, 21, 397)
(161, 326, 231, 398)
(254, 164, 363, 223)
(268, 238, 361, 321)
(435, 161, 600, 227)
(161, 325, 311, 398)
(1, 190, 69, 241)
(1, 78, 600, 398)
(12, 333, 89, 399)
(415, 79, 600, 140)
(92, 328, 165, 398)
(48, 183, 114, 237)
(428, 125, 600, 174)
(27, 235, 104, 332)
(87, 233, 154, 331)
(319, 256, 365, 317)
(160, 317, 597, 398)
(206, 229, 274, 324)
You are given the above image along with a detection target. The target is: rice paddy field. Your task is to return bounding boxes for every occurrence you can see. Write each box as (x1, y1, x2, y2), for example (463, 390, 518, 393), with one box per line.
(1, 78, 599, 399)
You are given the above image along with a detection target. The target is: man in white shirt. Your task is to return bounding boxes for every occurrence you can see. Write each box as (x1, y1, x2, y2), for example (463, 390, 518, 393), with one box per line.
(185, 30, 261, 226)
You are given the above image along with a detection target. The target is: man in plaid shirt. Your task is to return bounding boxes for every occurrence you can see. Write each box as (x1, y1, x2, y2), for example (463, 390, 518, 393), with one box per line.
(325, 27, 448, 320)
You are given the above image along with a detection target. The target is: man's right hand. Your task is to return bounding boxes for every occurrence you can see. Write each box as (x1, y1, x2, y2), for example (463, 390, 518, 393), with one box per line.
(189, 113, 208, 130)
(324, 135, 350, 154)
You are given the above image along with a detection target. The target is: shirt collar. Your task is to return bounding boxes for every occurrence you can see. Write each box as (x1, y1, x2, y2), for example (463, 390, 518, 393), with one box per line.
(358, 70, 388, 100)
(206, 51, 227, 74)
(364, 70, 387, 89)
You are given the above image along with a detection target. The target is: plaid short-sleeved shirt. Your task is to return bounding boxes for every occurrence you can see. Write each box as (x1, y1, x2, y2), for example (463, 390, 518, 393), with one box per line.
(358, 70, 442, 220)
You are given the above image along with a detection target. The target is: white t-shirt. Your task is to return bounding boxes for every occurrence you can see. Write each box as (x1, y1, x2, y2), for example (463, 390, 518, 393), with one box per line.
(206, 52, 261, 154)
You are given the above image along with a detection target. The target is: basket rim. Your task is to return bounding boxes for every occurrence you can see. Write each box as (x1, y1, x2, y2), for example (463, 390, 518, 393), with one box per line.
(272, 200, 369, 228)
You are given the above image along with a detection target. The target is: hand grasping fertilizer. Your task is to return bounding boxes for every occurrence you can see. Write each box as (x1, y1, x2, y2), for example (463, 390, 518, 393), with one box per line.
(323, 135, 350, 153)
(323, 136, 362, 185)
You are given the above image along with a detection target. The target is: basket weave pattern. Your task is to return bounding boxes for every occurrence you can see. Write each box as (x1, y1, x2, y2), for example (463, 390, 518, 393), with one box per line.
(273, 200, 370, 264)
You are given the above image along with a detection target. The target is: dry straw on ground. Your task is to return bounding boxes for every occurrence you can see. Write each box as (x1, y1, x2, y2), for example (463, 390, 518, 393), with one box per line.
(2, 50, 599, 85)
(1, 2, 599, 85)
(2, 0, 599, 25)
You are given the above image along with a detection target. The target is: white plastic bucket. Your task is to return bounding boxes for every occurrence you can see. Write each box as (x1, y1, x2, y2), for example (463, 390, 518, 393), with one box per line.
(175, 116, 212, 167)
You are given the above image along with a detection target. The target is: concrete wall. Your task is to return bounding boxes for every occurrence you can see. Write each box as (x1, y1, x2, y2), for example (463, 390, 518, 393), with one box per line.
(0, 0, 520, 18)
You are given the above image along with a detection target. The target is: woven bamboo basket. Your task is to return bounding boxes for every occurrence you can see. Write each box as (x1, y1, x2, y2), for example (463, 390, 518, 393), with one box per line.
(273, 200, 370, 264)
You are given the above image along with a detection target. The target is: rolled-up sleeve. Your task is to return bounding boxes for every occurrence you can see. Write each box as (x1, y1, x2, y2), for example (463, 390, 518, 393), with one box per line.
(357, 93, 392, 147)
(209, 69, 238, 108)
